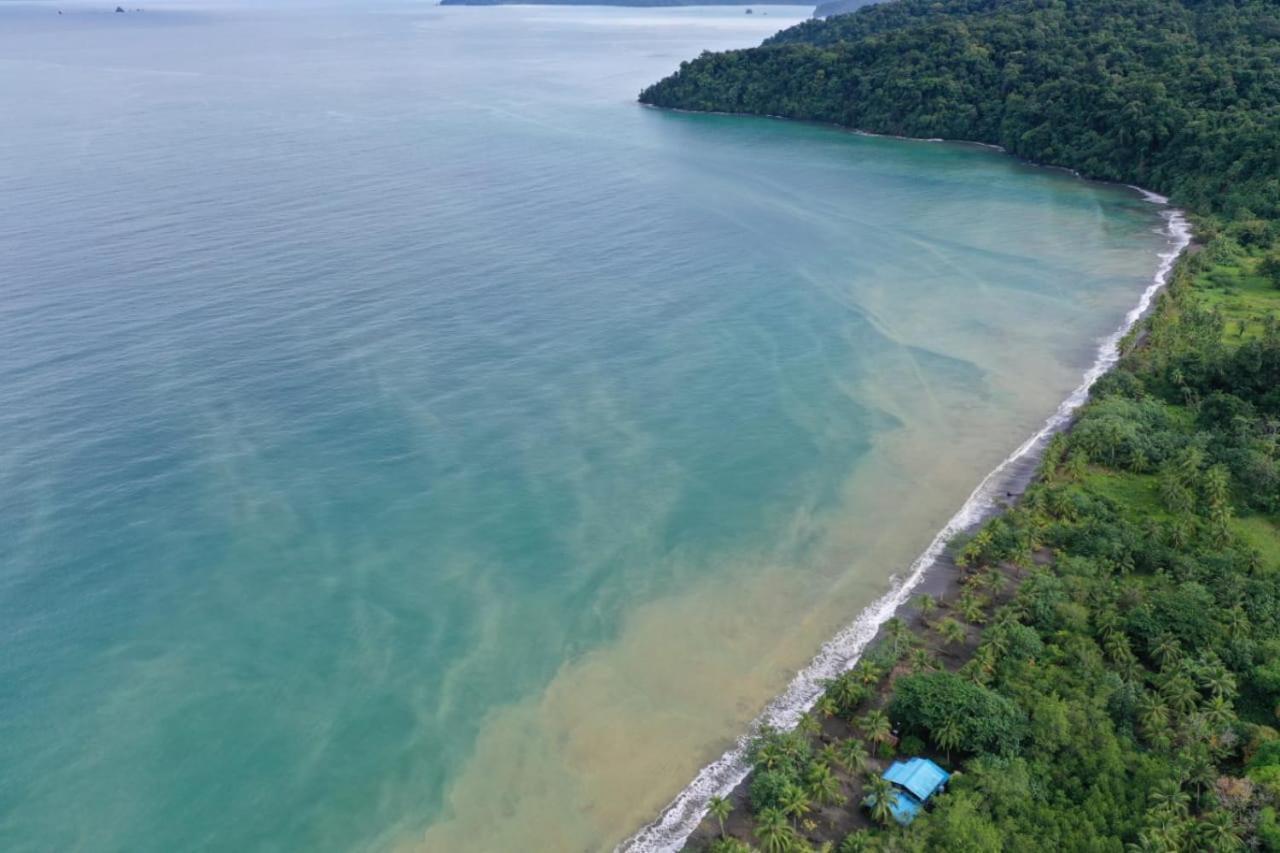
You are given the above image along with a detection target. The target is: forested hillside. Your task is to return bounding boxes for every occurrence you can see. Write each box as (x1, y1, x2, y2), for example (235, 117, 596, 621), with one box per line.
(639, 0, 1280, 219)
(812, 0, 884, 20)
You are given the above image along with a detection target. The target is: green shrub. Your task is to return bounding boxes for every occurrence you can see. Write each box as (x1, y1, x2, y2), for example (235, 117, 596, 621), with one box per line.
(889, 672, 1027, 756)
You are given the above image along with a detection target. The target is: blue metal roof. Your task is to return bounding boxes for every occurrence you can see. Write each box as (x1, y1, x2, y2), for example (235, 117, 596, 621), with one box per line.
(862, 787, 921, 826)
(887, 790, 922, 825)
(883, 757, 950, 803)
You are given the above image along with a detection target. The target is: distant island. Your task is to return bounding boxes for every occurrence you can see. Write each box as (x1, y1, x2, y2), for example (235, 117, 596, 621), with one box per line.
(441, 0, 811, 5)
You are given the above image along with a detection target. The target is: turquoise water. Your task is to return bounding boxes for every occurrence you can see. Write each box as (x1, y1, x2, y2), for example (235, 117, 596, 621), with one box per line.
(0, 3, 1173, 851)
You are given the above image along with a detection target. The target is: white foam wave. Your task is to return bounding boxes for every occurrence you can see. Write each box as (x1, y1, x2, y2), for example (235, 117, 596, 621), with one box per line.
(619, 192, 1191, 853)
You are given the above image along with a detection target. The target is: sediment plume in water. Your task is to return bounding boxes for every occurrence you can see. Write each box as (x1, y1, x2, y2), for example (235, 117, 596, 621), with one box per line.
(619, 193, 1191, 853)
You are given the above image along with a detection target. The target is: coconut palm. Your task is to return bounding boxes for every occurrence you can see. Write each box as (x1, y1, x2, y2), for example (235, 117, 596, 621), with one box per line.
(884, 617, 910, 658)
(1104, 631, 1135, 666)
(1204, 464, 1233, 545)
(1225, 605, 1249, 638)
(909, 647, 938, 674)
(1182, 750, 1217, 796)
(1161, 675, 1200, 715)
(983, 570, 1008, 597)
(914, 593, 938, 624)
(755, 739, 787, 771)
(796, 712, 821, 739)
(838, 833, 871, 853)
(827, 674, 865, 715)
(1205, 695, 1235, 729)
(933, 715, 962, 762)
(1200, 667, 1237, 701)
(1148, 780, 1189, 818)
(957, 590, 987, 625)
(707, 795, 732, 839)
(815, 695, 839, 719)
(1151, 635, 1182, 670)
(853, 661, 883, 687)
(1197, 810, 1243, 851)
(1125, 832, 1173, 853)
(753, 806, 795, 853)
(863, 774, 897, 827)
(807, 762, 846, 807)
(1137, 693, 1171, 736)
(938, 616, 967, 648)
(859, 709, 892, 750)
(707, 838, 752, 853)
(836, 738, 869, 775)
(779, 783, 811, 828)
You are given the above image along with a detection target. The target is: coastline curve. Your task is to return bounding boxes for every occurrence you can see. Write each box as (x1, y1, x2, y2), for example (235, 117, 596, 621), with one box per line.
(618, 189, 1191, 853)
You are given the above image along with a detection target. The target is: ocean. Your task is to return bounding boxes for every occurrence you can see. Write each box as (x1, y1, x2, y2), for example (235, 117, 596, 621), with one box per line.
(0, 2, 1177, 850)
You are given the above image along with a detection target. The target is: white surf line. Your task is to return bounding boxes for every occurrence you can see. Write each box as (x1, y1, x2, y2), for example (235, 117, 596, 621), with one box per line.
(619, 191, 1191, 853)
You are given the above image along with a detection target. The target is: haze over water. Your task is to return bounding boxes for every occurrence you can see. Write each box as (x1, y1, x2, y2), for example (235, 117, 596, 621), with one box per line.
(0, 2, 1175, 851)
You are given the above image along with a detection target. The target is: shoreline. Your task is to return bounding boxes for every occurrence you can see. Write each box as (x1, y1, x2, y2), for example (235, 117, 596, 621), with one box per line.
(639, 104, 1172, 196)
(619, 192, 1192, 853)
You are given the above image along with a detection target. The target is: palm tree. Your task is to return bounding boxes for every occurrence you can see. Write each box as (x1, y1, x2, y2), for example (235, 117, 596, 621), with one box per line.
(1104, 631, 1135, 666)
(827, 674, 865, 715)
(796, 712, 821, 739)
(956, 589, 984, 623)
(1197, 810, 1243, 851)
(836, 738, 869, 775)
(1205, 695, 1235, 729)
(983, 570, 1008, 597)
(707, 839, 752, 853)
(909, 647, 938, 674)
(1062, 449, 1087, 482)
(838, 833, 871, 853)
(853, 661, 883, 687)
(1200, 667, 1237, 701)
(707, 795, 732, 839)
(815, 695, 839, 719)
(1161, 675, 1199, 715)
(884, 617, 909, 658)
(914, 593, 938, 624)
(1125, 832, 1173, 853)
(1137, 693, 1170, 737)
(755, 740, 787, 771)
(1182, 750, 1217, 797)
(864, 774, 897, 827)
(1225, 604, 1249, 638)
(974, 644, 998, 680)
(933, 715, 962, 762)
(1204, 464, 1233, 546)
(938, 617, 967, 648)
(779, 783, 811, 828)
(1151, 635, 1182, 670)
(859, 709, 892, 750)
(807, 762, 846, 807)
(1148, 780, 1189, 818)
(753, 806, 795, 853)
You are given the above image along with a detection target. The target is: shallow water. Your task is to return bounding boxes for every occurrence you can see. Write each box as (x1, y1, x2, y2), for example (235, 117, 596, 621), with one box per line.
(0, 3, 1172, 851)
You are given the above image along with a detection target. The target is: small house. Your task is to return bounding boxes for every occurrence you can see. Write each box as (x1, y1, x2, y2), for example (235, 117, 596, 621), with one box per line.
(870, 757, 950, 825)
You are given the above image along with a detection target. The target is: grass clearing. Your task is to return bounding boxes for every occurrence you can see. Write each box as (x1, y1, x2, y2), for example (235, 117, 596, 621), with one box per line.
(1192, 252, 1280, 343)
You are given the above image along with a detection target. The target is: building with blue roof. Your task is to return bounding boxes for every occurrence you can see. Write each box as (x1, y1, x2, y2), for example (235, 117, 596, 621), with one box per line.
(865, 757, 950, 826)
